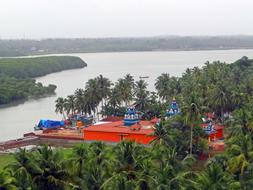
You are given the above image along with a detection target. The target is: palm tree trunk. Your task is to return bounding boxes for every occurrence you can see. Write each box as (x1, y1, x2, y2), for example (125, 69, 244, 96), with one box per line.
(190, 123, 193, 155)
(96, 107, 100, 121)
(221, 107, 224, 124)
(62, 112, 66, 119)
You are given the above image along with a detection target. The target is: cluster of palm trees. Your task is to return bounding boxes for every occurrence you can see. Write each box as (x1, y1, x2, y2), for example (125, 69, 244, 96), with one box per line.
(55, 74, 111, 119)
(0, 140, 240, 190)
(56, 57, 253, 122)
(155, 58, 253, 119)
(3, 127, 253, 190)
(55, 74, 157, 120)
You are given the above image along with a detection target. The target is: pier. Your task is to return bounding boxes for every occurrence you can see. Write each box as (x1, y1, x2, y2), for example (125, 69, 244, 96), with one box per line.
(0, 135, 39, 151)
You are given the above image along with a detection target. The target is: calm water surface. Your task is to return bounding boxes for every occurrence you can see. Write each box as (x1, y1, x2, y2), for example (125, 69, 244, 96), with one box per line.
(1, 50, 253, 141)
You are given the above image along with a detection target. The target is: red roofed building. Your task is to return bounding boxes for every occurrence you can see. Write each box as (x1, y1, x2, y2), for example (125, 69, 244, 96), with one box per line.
(83, 120, 156, 144)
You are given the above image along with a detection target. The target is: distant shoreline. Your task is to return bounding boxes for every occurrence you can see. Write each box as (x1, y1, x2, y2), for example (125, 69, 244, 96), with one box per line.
(1, 36, 253, 57)
(0, 94, 57, 109)
(1, 48, 253, 59)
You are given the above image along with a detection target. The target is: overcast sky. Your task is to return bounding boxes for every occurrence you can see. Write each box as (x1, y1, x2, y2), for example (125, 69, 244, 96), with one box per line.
(0, 0, 252, 39)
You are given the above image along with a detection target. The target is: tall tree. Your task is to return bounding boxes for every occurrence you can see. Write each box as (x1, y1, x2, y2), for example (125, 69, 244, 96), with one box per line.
(155, 73, 171, 101)
(183, 93, 201, 156)
(96, 75, 111, 107)
(134, 79, 150, 111)
(65, 95, 76, 115)
(32, 145, 69, 190)
(55, 97, 66, 118)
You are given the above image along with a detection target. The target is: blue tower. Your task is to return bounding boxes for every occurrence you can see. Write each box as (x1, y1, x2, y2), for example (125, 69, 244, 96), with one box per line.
(166, 98, 181, 117)
(124, 107, 139, 126)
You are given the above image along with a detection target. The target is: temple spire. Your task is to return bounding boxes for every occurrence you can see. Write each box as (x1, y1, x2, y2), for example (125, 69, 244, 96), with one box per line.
(166, 98, 181, 117)
(124, 107, 139, 126)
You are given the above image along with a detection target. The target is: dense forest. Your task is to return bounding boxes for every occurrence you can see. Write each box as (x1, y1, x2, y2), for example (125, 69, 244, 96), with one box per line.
(1, 36, 253, 57)
(0, 56, 87, 105)
(1, 56, 253, 189)
(0, 56, 87, 78)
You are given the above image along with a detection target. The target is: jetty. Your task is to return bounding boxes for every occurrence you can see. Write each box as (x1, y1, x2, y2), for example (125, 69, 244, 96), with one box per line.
(0, 134, 39, 151)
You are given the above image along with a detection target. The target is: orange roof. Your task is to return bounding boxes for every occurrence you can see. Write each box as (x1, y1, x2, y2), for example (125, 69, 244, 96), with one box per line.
(83, 120, 154, 135)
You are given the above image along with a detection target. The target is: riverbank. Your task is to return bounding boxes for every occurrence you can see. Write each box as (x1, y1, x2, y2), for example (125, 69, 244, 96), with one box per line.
(0, 94, 56, 109)
(0, 56, 86, 105)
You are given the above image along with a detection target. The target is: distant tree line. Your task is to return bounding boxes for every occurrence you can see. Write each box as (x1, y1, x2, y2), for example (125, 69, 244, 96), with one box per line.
(1, 36, 253, 57)
(0, 56, 86, 105)
(0, 56, 86, 78)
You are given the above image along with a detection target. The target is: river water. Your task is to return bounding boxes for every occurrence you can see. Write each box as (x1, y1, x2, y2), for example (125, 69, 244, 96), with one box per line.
(1, 49, 253, 141)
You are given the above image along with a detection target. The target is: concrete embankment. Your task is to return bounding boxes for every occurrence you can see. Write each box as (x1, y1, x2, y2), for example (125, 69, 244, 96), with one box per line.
(0, 131, 84, 152)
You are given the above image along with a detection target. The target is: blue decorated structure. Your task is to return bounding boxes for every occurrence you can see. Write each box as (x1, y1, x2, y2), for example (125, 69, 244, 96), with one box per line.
(124, 107, 139, 126)
(166, 98, 181, 117)
(203, 122, 216, 135)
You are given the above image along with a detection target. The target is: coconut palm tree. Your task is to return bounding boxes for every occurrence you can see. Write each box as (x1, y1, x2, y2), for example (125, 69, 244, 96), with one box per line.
(183, 93, 201, 156)
(65, 95, 76, 115)
(0, 171, 17, 190)
(84, 142, 112, 190)
(102, 141, 148, 189)
(7, 148, 39, 189)
(134, 159, 156, 190)
(115, 75, 135, 107)
(155, 73, 171, 101)
(193, 163, 238, 190)
(114, 141, 143, 176)
(85, 78, 101, 120)
(124, 74, 135, 87)
(210, 84, 229, 122)
(68, 143, 89, 178)
(74, 88, 85, 114)
(32, 145, 69, 190)
(226, 108, 253, 137)
(108, 87, 122, 109)
(96, 75, 111, 107)
(55, 97, 66, 118)
(151, 121, 176, 147)
(227, 135, 253, 176)
(151, 144, 195, 190)
(134, 80, 150, 111)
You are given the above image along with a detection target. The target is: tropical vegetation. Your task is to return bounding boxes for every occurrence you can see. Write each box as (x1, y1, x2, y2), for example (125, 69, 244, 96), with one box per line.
(2, 56, 253, 189)
(0, 56, 86, 105)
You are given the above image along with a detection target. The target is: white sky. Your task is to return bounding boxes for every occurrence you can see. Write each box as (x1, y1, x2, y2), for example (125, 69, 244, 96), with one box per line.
(0, 0, 252, 39)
